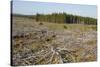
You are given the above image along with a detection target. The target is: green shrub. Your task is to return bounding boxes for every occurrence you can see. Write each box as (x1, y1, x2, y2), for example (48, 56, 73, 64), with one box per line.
(63, 25, 67, 29)
(39, 22, 43, 25)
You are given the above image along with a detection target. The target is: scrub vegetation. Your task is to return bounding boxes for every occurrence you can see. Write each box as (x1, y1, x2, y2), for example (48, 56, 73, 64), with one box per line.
(12, 13, 97, 66)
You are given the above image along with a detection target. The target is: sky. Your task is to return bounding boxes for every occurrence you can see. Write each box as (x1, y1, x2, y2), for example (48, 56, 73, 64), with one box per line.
(12, 1, 97, 18)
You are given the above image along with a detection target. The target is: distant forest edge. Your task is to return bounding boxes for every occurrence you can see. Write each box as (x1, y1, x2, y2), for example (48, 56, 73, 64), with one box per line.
(13, 13, 97, 25)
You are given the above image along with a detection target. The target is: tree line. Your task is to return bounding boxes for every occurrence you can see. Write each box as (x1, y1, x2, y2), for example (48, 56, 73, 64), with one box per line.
(34, 13, 97, 25)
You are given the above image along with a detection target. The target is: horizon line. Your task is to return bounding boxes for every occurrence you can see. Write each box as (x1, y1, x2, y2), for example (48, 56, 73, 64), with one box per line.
(12, 12, 97, 19)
